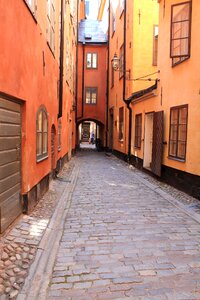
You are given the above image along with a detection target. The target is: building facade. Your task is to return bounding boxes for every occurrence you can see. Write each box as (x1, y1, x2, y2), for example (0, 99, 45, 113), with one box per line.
(77, 19, 108, 147)
(108, 0, 200, 198)
(0, 0, 77, 232)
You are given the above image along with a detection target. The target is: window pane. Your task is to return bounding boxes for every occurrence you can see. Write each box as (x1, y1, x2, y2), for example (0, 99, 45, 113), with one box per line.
(92, 54, 97, 68)
(86, 90, 90, 103)
(178, 124, 187, 141)
(87, 53, 92, 68)
(179, 107, 187, 124)
(91, 91, 97, 103)
(177, 141, 186, 159)
(37, 111, 42, 131)
(170, 124, 178, 141)
(171, 109, 178, 124)
(37, 133, 42, 156)
(43, 132, 48, 154)
(43, 112, 48, 132)
(169, 141, 177, 156)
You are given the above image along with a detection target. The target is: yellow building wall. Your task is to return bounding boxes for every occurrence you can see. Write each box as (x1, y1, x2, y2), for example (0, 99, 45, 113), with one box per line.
(131, 0, 200, 177)
(109, 0, 159, 157)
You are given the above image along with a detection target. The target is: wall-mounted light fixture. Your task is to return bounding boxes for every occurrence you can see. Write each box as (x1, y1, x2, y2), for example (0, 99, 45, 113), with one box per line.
(111, 52, 160, 82)
(111, 53, 130, 79)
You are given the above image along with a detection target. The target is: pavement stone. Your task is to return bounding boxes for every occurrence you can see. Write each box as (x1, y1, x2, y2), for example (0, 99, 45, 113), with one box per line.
(1, 150, 200, 299)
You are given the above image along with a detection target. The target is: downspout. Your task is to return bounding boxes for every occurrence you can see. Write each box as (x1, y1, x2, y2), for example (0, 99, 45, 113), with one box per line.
(75, 0, 79, 147)
(123, 0, 132, 162)
(75, 0, 79, 124)
(106, 0, 111, 149)
(81, 43, 85, 118)
(58, 0, 64, 118)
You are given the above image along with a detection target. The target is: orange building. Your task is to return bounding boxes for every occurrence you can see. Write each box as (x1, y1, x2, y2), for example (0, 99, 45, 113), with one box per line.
(77, 18, 108, 147)
(0, 0, 77, 232)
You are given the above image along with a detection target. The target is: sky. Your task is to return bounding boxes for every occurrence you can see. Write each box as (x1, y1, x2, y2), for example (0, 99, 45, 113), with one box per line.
(85, 0, 101, 20)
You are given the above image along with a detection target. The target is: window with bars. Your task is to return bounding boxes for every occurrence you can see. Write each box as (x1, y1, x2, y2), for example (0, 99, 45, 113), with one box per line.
(153, 25, 158, 66)
(169, 105, 188, 160)
(36, 106, 48, 161)
(119, 45, 124, 79)
(85, 87, 97, 104)
(119, 107, 124, 141)
(47, 0, 55, 53)
(24, 0, 37, 17)
(135, 114, 142, 148)
(170, 2, 192, 66)
(86, 53, 98, 69)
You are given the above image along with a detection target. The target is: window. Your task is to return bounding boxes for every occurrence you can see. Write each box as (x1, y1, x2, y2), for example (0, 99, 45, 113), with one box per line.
(170, 2, 192, 66)
(24, 0, 37, 17)
(135, 114, 142, 148)
(85, 87, 97, 104)
(86, 53, 97, 69)
(58, 118, 62, 151)
(153, 25, 158, 66)
(169, 105, 188, 160)
(36, 106, 48, 161)
(119, 107, 124, 141)
(112, 11, 116, 36)
(120, 0, 125, 15)
(119, 45, 124, 79)
(47, 0, 55, 53)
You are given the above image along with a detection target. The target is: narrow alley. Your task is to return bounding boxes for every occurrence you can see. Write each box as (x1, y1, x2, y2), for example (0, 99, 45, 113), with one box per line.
(6, 150, 198, 300)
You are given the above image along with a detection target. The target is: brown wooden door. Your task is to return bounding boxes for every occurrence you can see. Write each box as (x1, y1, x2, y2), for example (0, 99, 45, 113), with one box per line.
(0, 98, 22, 232)
(151, 111, 164, 177)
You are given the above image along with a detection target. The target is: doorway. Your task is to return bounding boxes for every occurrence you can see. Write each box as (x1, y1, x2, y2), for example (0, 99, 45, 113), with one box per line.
(51, 125, 56, 177)
(143, 113, 154, 170)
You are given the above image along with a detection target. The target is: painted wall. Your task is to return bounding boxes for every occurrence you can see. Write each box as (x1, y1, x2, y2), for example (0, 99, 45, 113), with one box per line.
(108, 0, 158, 155)
(0, 0, 76, 195)
(77, 43, 107, 145)
(131, 0, 200, 177)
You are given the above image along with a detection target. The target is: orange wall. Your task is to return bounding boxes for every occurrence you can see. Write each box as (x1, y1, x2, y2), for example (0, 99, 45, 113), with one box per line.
(0, 0, 76, 193)
(77, 44, 107, 132)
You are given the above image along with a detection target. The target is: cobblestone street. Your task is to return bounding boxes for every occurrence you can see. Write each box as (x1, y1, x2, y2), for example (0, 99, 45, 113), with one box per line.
(1, 151, 200, 299)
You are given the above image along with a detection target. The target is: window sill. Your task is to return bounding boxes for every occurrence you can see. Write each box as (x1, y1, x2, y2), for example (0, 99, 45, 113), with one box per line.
(168, 156, 185, 163)
(36, 154, 48, 163)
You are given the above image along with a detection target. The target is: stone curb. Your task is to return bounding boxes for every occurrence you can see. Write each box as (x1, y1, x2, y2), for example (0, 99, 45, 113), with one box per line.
(16, 163, 80, 300)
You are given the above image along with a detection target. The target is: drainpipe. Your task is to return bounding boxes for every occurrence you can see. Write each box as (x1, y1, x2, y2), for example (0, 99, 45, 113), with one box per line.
(58, 0, 64, 118)
(123, 0, 132, 162)
(106, 0, 111, 149)
(126, 101, 132, 162)
(81, 43, 85, 118)
(75, 0, 79, 124)
(75, 0, 79, 148)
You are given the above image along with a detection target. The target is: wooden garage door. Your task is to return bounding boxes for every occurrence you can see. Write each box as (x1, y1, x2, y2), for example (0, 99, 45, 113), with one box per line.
(0, 98, 22, 232)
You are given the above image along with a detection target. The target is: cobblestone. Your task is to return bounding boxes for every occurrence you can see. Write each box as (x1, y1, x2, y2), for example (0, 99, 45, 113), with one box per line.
(1, 151, 200, 299)
(0, 160, 75, 299)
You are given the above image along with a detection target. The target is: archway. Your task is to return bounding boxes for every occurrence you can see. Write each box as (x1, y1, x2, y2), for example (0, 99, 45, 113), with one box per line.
(77, 119, 105, 151)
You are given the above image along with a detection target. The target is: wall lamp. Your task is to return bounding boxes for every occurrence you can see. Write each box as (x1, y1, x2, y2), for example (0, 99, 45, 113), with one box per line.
(111, 53, 130, 79)
(111, 52, 160, 82)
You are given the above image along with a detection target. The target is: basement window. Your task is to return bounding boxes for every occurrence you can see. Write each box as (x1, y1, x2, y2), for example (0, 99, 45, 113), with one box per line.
(170, 2, 192, 67)
(119, 107, 124, 142)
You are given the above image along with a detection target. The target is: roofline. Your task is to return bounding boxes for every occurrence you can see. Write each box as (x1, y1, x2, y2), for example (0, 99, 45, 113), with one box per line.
(125, 80, 158, 104)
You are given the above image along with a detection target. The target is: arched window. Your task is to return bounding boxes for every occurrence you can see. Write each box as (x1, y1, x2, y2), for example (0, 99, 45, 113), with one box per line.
(36, 106, 48, 161)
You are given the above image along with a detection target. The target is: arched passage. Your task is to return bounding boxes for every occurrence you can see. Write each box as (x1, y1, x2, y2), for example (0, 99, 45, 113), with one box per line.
(77, 119, 105, 151)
